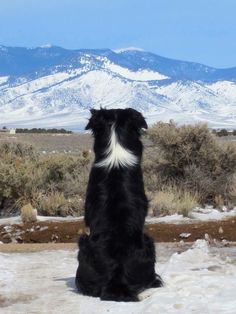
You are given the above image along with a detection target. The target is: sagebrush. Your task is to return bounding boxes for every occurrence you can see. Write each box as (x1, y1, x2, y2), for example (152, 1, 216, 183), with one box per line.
(1, 122, 236, 217)
(0, 142, 91, 216)
(146, 121, 236, 210)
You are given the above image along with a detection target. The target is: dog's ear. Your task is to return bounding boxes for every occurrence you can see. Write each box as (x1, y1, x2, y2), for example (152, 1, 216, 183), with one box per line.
(85, 109, 98, 130)
(90, 108, 97, 115)
(126, 108, 148, 130)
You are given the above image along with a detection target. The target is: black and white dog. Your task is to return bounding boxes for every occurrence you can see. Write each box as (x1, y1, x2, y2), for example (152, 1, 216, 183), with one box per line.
(75, 108, 162, 302)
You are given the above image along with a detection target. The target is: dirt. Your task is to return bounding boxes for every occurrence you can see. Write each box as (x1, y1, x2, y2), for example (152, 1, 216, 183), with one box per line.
(0, 132, 93, 154)
(1, 217, 236, 251)
(0, 132, 157, 155)
(0, 242, 77, 253)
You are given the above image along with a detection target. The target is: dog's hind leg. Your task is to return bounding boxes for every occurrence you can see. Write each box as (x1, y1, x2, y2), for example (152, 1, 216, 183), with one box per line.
(75, 234, 102, 298)
(121, 234, 163, 296)
(143, 233, 163, 288)
(100, 264, 139, 302)
(101, 284, 139, 302)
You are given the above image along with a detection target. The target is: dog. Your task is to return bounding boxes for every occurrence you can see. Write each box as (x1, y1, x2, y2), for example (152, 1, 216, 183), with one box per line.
(75, 108, 162, 302)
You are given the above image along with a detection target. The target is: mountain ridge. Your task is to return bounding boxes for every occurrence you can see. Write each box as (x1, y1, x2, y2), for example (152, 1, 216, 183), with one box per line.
(1, 45, 236, 81)
(0, 45, 235, 130)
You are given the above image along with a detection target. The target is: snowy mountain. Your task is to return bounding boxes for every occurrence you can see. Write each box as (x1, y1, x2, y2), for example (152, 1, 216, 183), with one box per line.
(0, 45, 236, 130)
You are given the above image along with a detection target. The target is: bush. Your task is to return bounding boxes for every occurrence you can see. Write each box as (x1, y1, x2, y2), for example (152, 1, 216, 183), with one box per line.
(16, 128, 72, 134)
(148, 186, 199, 217)
(0, 142, 91, 216)
(35, 192, 84, 217)
(21, 203, 37, 223)
(216, 129, 229, 137)
(1, 123, 236, 218)
(147, 121, 236, 207)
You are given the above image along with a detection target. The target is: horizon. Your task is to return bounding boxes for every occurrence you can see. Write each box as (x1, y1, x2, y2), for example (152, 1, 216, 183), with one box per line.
(0, 43, 235, 70)
(0, 0, 235, 68)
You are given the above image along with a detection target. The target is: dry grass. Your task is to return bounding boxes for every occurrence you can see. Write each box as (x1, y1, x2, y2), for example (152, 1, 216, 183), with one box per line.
(1, 123, 236, 218)
(20, 203, 37, 223)
(148, 186, 199, 217)
(0, 142, 91, 217)
(146, 121, 236, 208)
(34, 192, 84, 217)
(228, 174, 236, 209)
(0, 132, 92, 154)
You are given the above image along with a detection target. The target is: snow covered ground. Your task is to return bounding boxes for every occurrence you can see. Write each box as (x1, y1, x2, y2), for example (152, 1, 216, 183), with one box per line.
(1, 240, 236, 314)
(146, 206, 236, 224)
(1, 207, 235, 226)
(0, 215, 83, 226)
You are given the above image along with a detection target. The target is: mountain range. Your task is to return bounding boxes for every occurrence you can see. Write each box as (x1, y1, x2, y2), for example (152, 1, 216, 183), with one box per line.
(0, 45, 235, 130)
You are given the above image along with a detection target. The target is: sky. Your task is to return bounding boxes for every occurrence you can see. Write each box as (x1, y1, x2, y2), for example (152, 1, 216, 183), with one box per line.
(0, 0, 235, 68)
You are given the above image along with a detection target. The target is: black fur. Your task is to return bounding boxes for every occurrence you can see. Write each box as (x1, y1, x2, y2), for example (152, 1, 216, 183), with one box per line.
(75, 108, 162, 302)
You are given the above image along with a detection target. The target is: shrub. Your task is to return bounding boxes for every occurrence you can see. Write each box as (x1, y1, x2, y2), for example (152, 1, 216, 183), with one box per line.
(228, 174, 236, 209)
(148, 186, 199, 217)
(21, 203, 37, 223)
(35, 192, 84, 217)
(0, 142, 91, 216)
(216, 129, 229, 137)
(147, 121, 236, 206)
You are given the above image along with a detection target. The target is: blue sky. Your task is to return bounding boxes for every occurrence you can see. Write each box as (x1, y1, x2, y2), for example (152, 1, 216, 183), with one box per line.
(0, 0, 235, 68)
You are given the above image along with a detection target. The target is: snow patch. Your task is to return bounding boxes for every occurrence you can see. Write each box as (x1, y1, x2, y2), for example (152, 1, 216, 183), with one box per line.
(0, 241, 236, 313)
(0, 76, 9, 85)
(190, 207, 236, 221)
(113, 47, 145, 53)
(104, 60, 169, 81)
(1, 207, 235, 226)
(146, 207, 236, 224)
(0, 215, 83, 225)
(40, 43, 53, 48)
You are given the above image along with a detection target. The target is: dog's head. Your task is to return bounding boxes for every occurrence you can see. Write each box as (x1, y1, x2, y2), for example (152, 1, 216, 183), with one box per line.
(85, 108, 148, 169)
(85, 108, 147, 136)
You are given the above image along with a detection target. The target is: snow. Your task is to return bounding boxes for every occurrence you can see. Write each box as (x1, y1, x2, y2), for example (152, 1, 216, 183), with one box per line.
(0, 52, 236, 130)
(146, 214, 190, 224)
(113, 47, 145, 53)
(104, 60, 169, 81)
(0, 215, 83, 225)
(1, 207, 235, 226)
(179, 233, 191, 238)
(0, 76, 9, 86)
(190, 207, 236, 221)
(0, 240, 236, 313)
(146, 207, 236, 224)
(40, 44, 53, 48)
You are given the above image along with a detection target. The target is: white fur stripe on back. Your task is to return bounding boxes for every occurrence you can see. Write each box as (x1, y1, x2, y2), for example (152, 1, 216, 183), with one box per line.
(95, 124, 138, 170)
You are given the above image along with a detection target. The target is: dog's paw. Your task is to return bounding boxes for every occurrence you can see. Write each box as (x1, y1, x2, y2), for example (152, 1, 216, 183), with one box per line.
(138, 288, 158, 301)
(101, 292, 139, 302)
(101, 286, 138, 302)
(151, 275, 163, 288)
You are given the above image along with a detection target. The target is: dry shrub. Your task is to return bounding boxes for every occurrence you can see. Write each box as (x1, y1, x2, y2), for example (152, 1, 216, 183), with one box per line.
(228, 174, 236, 209)
(149, 186, 199, 217)
(147, 121, 236, 206)
(35, 192, 84, 217)
(0, 142, 91, 217)
(143, 158, 164, 192)
(39, 153, 91, 198)
(21, 203, 37, 223)
(0, 142, 38, 160)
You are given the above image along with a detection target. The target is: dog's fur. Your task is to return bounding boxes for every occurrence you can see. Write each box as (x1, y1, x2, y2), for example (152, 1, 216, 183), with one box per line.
(75, 108, 162, 302)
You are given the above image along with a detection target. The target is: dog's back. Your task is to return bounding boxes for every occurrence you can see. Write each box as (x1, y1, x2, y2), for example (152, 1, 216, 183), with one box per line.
(76, 108, 162, 301)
